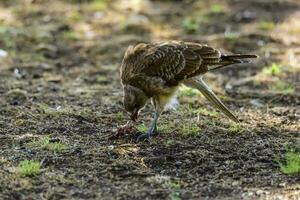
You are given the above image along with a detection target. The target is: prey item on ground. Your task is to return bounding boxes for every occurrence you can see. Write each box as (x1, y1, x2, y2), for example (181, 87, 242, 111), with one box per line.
(120, 41, 258, 141)
(114, 121, 138, 139)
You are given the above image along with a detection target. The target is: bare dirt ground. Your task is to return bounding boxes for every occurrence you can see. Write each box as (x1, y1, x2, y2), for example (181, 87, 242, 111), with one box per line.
(0, 0, 299, 199)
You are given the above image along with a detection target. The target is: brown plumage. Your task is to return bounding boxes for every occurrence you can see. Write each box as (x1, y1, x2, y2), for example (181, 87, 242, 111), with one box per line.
(120, 41, 258, 141)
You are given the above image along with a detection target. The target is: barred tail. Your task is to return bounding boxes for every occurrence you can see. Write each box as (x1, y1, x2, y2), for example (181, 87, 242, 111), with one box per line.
(209, 54, 258, 71)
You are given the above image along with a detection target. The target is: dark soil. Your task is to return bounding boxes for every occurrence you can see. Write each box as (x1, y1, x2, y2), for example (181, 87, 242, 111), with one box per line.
(0, 0, 299, 199)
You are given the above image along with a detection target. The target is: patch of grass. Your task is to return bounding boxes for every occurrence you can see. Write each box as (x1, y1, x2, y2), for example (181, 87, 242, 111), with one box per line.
(69, 11, 82, 22)
(166, 139, 175, 146)
(179, 86, 199, 97)
(136, 124, 148, 132)
(37, 103, 63, 118)
(71, 86, 94, 98)
(146, 175, 181, 200)
(262, 63, 282, 76)
(45, 141, 66, 152)
(197, 108, 218, 117)
(180, 105, 202, 117)
(158, 123, 171, 133)
(0, 25, 10, 34)
(37, 104, 84, 120)
(210, 4, 223, 14)
(228, 123, 243, 134)
(0, 26, 19, 48)
(96, 75, 108, 83)
(135, 120, 171, 134)
(6, 89, 28, 103)
(164, 180, 182, 200)
(18, 160, 41, 177)
(257, 21, 275, 31)
(269, 81, 295, 94)
(182, 17, 199, 33)
(87, 0, 108, 11)
(178, 104, 193, 116)
(63, 30, 81, 41)
(30, 137, 66, 152)
(119, 21, 129, 31)
(277, 150, 300, 174)
(179, 105, 218, 119)
(119, 19, 148, 32)
(116, 111, 124, 120)
(181, 124, 201, 137)
(0, 25, 28, 48)
(0, 157, 8, 164)
(224, 33, 239, 41)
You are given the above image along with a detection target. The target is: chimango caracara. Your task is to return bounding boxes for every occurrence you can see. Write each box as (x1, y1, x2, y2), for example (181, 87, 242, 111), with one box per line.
(120, 41, 257, 141)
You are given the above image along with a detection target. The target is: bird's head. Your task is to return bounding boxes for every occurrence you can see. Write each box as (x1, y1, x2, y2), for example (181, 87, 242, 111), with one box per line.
(123, 85, 148, 121)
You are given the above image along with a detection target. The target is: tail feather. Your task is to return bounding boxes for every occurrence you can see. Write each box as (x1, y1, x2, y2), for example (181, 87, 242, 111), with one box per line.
(184, 78, 239, 123)
(209, 54, 258, 71)
(221, 54, 258, 60)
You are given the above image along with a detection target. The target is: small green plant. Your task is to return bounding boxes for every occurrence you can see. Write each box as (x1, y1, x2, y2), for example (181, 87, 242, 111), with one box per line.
(181, 124, 201, 137)
(6, 89, 28, 104)
(146, 175, 181, 199)
(224, 33, 239, 41)
(38, 104, 62, 118)
(96, 75, 108, 83)
(0, 25, 10, 34)
(164, 180, 182, 200)
(69, 11, 82, 22)
(269, 81, 295, 94)
(37, 103, 72, 119)
(228, 123, 242, 134)
(137, 119, 172, 134)
(87, 0, 108, 11)
(45, 141, 65, 152)
(18, 160, 41, 177)
(166, 139, 175, 146)
(70, 11, 82, 22)
(210, 4, 223, 14)
(178, 104, 193, 116)
(179, 86, 199, 97)
(179, 105, 217, 119)
(197, 108, 218, 117)
(116, 111, 124, 120)
(262, 63, 282, 76)
(119, 19, 144, 32)
(257, 21, 275, 30)
(0, 26, 16, 48)
(30, 137, 66, 152)
(277, 150, 300, 174)
(63, 30, 81, 41)
(136, 124, 148, 132)
(182, 17, 199, 33)
(157, 123, 170, 133)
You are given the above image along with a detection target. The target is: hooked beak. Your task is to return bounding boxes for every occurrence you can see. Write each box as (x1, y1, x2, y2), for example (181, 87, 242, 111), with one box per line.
(130, 109, 138, 122)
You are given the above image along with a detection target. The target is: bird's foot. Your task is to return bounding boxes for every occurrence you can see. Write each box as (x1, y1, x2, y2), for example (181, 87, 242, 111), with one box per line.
(136, 132, 151, 142)
(136, 130, 158, 142)
(136, 112, 159, 142)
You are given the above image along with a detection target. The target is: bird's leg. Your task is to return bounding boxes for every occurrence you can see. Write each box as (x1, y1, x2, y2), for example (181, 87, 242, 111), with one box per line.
(153, 123, 158, 134)
(150, 97, 159, 135)
(136, 111, 160, 141)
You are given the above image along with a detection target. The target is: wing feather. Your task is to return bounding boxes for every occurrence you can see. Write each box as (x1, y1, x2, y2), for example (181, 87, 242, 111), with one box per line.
(120, 42, 221, 87)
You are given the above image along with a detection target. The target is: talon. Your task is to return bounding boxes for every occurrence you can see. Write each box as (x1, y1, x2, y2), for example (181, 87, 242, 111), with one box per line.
(136, 132, 151, 142)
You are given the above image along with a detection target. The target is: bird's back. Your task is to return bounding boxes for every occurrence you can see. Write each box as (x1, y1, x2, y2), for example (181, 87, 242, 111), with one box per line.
(120, 41, 257, 90)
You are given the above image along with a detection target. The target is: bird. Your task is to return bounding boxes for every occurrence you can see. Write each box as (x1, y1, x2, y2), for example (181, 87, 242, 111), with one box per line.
(120, 41, 257, 141)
